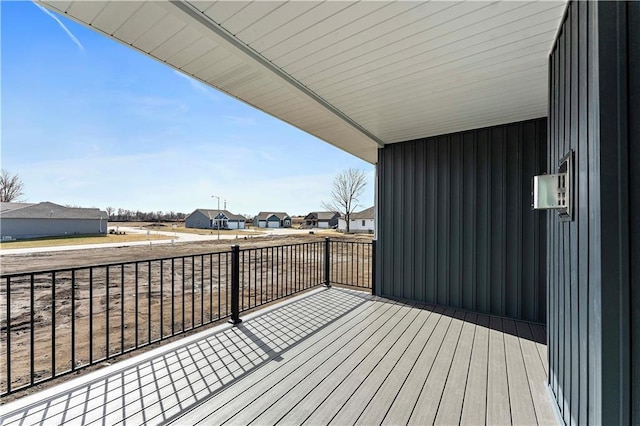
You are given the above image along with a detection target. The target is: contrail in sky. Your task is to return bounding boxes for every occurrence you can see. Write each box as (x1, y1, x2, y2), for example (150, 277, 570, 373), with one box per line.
(33, 2, 85, 51)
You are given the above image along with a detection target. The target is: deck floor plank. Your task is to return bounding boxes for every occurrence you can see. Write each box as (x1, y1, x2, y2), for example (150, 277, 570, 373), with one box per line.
(353, 305, 444, 425)
(486, 316, 512, 425)
(434, 311, 477, 425)
(174, 293, 391, 425)
(381, 309, 455, 425)
(308, 305, 434, 425)
(0, 288, 555, 426)
(530, 323, 549, 375)
(503, 319, 538, 425)
(227, 304, 418, 425)
(407, 309, 466, 425)
(516, 321, 558, 425)
(460, 314, 489, 425)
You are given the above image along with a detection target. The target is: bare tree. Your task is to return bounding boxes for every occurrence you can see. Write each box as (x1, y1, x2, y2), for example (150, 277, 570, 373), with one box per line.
(0, 169, 25, 202)
(105, 206, 115, 219)
(321, 168, 367, 233)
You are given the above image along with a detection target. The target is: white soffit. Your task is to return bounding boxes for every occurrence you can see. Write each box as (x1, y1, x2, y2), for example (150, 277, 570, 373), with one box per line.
(40, 1, 567, 164)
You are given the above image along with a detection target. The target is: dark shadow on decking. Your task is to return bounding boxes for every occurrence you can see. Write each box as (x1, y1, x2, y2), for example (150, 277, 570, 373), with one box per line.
(381, 296, 547, 345)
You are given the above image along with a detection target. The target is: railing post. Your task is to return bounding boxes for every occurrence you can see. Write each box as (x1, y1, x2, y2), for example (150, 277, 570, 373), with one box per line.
(371, 240, 377, 295)
(229, 245, 242, 325)
(324, 237, 331, 288)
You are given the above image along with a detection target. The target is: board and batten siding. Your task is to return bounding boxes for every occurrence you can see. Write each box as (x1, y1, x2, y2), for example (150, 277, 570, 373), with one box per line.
(377, 118, 547, 323)
(547, 1, 638, 424)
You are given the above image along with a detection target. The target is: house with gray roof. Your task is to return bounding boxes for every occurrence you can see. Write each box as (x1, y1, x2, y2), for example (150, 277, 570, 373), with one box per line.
(253, 212, 291, 228)
(185, 209, 246, 230)
(303, 211, 340, 229)
(338, 206, 374, 233)
(0, 201, 108, 240)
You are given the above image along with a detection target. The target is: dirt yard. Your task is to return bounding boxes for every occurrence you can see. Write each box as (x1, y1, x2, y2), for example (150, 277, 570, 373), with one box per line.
(0, 232, 373, 401)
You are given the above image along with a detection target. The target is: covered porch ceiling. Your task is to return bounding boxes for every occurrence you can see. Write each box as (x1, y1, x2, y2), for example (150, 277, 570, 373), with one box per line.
(40, 1, 567, 164)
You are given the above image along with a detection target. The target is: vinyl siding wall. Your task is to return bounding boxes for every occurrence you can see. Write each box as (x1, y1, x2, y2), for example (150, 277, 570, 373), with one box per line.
(547, 1, 638, 424)
(377, 118, 547, 323)
(1, 218, 106, 239)
(185, 211, 211, 229)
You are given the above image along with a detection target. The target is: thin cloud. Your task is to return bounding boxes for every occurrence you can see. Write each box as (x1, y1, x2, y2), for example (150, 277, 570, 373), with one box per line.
(225, 115, 257, 127)
(173, 70, 219, 101)
(33, 3, 85, 51)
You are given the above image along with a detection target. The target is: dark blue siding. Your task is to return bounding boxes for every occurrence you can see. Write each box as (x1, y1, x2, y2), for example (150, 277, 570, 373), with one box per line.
(547, 1, 637, 423)
(377, 118, 547, 323)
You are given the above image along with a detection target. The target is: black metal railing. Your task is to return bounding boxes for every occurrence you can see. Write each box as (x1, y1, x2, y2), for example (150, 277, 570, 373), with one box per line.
(0, 238, 373, 396)
(329, 239, 375, 290)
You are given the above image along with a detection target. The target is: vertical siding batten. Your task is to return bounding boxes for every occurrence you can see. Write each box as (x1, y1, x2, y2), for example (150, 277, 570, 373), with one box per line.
(629, 3, 640, 424)
(586, 1, 600, 422)
(576, 2, 589, 423)
(569, 3, 580, 424)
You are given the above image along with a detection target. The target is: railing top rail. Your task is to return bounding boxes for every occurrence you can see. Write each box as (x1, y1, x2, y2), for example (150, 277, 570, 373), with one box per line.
(0, 239, 358, 279)
(239, 240, 324, 251)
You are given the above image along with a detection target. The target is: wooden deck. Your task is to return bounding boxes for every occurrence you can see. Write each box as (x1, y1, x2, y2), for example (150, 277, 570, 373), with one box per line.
(0, 287, 557, 425)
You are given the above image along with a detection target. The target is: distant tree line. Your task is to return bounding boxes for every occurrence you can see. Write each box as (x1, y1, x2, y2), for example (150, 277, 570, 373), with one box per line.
(106, 207, 187, 222)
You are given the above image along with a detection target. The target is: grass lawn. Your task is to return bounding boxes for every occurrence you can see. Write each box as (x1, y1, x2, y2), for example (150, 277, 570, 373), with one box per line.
(0, 233, 172, 249)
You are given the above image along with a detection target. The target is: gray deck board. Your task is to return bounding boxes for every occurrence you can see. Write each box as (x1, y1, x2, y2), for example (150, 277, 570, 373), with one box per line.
(325, 305, 435, 425)
(0, 288, 555, 426)
(408, 309, 465, 425)
(516, 321, 558, 425)
(459, 313, 489, 425)
(382, 309, 455, 425)
(503, 319, 538, 425)
(176, 293, 393, 425)
(245, 304, 418, 425)
(354, 305, 443, 425)
(530, 323, 549, 375)
(312, 306, 432, 425)
(218, 302, 411, 425)
(486, 316, 512, 425)
(434, 311, 477, 425)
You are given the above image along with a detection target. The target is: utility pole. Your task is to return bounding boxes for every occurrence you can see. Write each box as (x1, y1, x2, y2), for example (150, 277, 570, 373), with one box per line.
(211, 195, 220, 240)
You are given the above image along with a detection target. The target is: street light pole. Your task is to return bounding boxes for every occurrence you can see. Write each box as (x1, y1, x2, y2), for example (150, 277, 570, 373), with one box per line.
(211, 195, 220, 240)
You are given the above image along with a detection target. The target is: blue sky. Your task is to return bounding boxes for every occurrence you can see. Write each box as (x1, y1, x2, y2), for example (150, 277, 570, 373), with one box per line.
(1, 2, 374, 217)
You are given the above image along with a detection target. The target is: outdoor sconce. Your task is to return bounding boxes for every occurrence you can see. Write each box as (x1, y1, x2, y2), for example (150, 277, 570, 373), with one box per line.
(532, 150, 573, 221)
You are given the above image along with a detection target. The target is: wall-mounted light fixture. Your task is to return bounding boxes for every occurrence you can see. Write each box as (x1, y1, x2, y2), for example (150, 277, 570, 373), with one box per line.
(532, 150, 573, 221)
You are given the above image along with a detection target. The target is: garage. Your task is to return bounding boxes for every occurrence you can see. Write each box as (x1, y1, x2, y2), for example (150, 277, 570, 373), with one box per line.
(267, 218, 280, 228)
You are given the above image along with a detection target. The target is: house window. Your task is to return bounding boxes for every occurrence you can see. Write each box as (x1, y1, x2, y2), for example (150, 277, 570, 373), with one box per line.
(362, 220, 365, 226)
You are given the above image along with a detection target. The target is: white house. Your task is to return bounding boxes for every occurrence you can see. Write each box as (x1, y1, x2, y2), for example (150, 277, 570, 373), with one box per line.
(0, 201, 108, 240)
(185, 209, 246, 230)
(338, 207, 374, 233)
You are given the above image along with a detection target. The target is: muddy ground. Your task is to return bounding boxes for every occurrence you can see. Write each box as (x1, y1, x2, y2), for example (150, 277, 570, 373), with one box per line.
(0, 232, 371, 274)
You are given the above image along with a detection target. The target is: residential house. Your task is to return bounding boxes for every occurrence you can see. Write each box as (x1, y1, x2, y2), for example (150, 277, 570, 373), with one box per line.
(253, 212, 291, 228)
(0, 201, 108, 240)
(185, 209, 246, 230)
(31, 1, 640, 423)
(338, 207, 374, 233)
(303, 211, 339, 229)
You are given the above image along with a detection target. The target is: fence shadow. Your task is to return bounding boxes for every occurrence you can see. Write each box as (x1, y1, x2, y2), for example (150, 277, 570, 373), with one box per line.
(0, 288, 371, 426)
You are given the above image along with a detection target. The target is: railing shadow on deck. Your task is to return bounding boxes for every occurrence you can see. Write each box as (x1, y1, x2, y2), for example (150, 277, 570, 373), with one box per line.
(0, 288, 374, 426)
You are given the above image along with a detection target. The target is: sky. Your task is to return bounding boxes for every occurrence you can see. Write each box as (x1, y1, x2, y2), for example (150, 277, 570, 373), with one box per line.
(0, 2, 375, 217)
